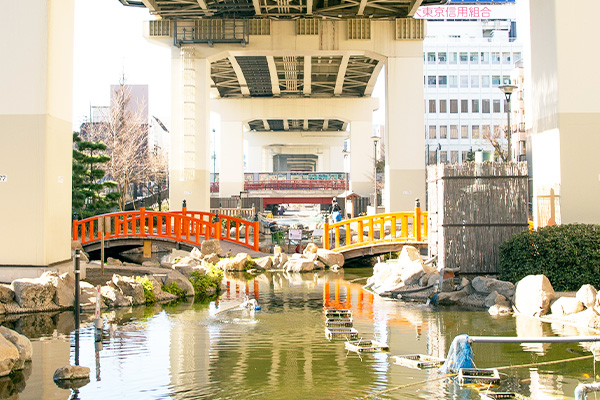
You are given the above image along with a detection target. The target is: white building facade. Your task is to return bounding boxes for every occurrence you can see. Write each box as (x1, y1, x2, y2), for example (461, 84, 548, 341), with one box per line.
(421, 5, 522, 165)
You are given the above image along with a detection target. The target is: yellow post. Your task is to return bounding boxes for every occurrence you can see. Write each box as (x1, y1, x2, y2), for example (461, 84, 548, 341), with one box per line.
(323, 222, 330, 250)
(143, 240, 152, 258)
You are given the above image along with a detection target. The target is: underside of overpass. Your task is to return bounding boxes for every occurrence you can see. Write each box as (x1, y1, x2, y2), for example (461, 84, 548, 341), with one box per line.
(117, 0, 440, 214)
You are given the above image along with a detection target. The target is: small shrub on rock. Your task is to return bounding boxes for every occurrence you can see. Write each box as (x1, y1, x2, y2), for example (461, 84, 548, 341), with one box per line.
(162, 282, 186, 298)
(134, 276, 157, 304)
(499, 224, 600, 291)
(189, 264, 223, 295)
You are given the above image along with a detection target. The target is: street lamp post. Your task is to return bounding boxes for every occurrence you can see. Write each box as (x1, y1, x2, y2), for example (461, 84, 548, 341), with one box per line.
(371, 135, 379, 208)
(499, 84, 518, 162)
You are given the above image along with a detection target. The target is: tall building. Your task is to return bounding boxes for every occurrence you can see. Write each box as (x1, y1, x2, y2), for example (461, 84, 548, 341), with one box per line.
(420, 2, 522, 165)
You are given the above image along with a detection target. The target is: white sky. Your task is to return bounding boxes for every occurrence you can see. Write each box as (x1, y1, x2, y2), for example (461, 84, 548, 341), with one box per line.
(72, 1, 171, 130)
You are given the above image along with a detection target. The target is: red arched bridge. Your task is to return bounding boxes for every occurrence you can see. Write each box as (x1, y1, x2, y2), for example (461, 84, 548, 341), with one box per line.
(72, 206, 259, 256)
(323, 205, 428, 260)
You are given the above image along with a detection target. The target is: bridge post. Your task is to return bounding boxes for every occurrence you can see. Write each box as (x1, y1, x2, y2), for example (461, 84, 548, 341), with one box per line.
(140, 205, 146, 237)
(323, 222, 330, 250)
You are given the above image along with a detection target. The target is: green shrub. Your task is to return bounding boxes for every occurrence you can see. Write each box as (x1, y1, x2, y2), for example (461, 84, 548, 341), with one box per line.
(499, 224, 600, 291)
(134, 276, 157, 304)
(189, 264, 223, 295)
(162, 281, 186, 298)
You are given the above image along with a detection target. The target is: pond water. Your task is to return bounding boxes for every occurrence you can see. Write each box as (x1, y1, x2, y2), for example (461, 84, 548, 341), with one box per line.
(1, 268, 598, 399)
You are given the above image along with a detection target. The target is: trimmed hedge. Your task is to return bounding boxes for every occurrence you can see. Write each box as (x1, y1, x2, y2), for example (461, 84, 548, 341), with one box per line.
(498, 224, 600, 291)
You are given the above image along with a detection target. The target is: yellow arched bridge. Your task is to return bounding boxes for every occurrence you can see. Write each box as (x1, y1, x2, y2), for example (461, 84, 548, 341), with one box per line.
(323, 205, 428, 260)
(72, 206, 259, 257)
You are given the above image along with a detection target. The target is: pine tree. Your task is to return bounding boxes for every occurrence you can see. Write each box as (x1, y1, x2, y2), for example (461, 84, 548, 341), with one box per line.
(72, 132, 120, 218)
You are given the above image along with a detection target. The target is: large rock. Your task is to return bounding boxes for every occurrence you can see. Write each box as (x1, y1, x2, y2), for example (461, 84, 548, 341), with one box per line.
(201, 239, 222, 256)
(550, 297, 584, 317)
(0, 335, 19, 377)
(11, 278, 56, 309)
(577, 284, 597, 309)
(316, 249, 345, 268)
(217, 253, 250, 272)
(100, 285, 132, 308)
(0, 327, 32, 371)
(109, 275, 146, 306)
(484, 291, 508, 308)
(79, 282, 105, 310)
(0, 285, 14, 303)
(514, 275, 555, 317)
(164, 270, 194, 297)
(437, 289, 468, 305)
(471, 276, 515, 299)
(284, 258, 315, 273)
(41, 271, 75, 308)
(254, 256, 272, 270)
(272, 253, 288, 269)
(53, 365, 90, 381)
(190, 247, 202, 260)
(366, 261, 405, 295)
(106, 257, 122, 266)
(203, 253, 220, 265)
(303, 243, 318, 255)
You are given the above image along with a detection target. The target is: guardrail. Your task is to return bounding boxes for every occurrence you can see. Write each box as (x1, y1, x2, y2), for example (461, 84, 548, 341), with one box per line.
(323, 204, 428, 252)
(244, 179, 348, 191)
(72, 207, 259, 251)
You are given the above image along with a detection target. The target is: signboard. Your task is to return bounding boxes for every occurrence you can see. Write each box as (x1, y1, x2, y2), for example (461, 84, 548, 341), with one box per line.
(289, 229, 303, 240)
(414, 5, 515, 20)
(0, 175, 6, 182)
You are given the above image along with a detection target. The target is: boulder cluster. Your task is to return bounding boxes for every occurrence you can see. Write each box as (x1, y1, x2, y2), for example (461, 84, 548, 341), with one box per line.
(0, 326, 32, 378)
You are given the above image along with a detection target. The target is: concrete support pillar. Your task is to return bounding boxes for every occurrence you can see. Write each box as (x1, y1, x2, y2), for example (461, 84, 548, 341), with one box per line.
(349, 121, 376, 197)
(0, 2, 74, 272)
(170, 47, 211, 211)
(384, 54, 426, 212)
(529, 0, 600, 225)
(219, 120, 245, 196)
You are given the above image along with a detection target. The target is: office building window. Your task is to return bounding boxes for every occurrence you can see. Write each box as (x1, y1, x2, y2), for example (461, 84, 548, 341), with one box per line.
(440, 125, 448, 138)
(428, 76, 436, 87)
(438, 52, 447, 63)
(429, 125, 437, 139)
(493, 99, 501, 113)
(482, 76, 490, 87)
(460, 52, 468, 63)
(462, 151, 469, 162)
(472, 99, 479, 113)
(440, 151, 448, 163)
(492, 52, 500, 63)
(439, 99, 447, 113)
(461, 125, 468, 139)
(449, 52, 457, 64)
(482, 124, 491, 138)
(492, 75, 501, 86)
(450, 100, 458, 113)
(428, 151, 436, 164)
(449, 75, 458, 88)
(429, 99, 436, 113)
(502, 76, 511, 85)
(460, 75, 469, 88)
(470, 52, 478, 63)
(513, 52, 522, 62)
(451, 151, 459, 164)
(480, 52, 489, 63)
(427, 52, 436, 63)
(461, 99, 468, 113)
(450, 125, 458, 139)
(502, 52, 511, 63)
(482, 99, 490, 113)
(471, 75, 480, 88)
(438, 75, 447, 87)
(472, 125, 480, 139)
(493, 125, 501, 139)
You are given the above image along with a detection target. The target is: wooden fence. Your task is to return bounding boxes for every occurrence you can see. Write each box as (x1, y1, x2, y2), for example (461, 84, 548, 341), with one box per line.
(427, 162, 529, 274)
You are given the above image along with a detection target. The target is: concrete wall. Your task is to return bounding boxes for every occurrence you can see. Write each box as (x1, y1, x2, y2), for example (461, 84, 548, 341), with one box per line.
(530, 0, 600, 225)
(0, 1, 74, 268)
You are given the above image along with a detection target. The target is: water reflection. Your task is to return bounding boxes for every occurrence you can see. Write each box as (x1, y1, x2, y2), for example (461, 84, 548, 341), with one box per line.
(1, 269, 598, 399)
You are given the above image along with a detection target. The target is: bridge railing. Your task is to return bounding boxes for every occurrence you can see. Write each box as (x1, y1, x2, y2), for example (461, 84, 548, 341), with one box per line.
(323, 204, 428, 252)
(72, 207, 260, 251)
